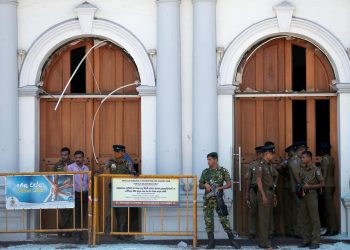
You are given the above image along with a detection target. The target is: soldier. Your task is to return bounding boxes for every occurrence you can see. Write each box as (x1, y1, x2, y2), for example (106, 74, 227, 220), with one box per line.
(288, 142, 307, 237)
(319, 142, 338, 236)
(299, 151, 325, 249)
(54, 147, 74, 237)
(245, 146, 263, 239)
(256, 145, 278, 249)
(54, 147, 74, 172)
(199, 152, 240, 249)
(103, 145, 137, 239)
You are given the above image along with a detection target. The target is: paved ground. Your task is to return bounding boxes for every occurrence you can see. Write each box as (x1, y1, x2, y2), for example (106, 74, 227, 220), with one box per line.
(1, 234, 350, 249)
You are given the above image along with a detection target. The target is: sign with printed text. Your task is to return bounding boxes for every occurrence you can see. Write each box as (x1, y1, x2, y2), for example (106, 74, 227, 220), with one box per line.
(112, 178, 179, 207)
(5, 175, 74, 210)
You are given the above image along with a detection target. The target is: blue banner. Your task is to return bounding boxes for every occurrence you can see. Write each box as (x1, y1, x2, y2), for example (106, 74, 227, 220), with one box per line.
(6, 175, 75, 210)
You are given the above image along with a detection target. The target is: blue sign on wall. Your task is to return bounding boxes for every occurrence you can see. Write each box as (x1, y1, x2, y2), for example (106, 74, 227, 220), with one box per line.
(6, 175, 74, 210)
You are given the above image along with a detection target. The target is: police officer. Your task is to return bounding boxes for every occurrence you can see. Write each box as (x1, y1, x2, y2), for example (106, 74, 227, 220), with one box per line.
(263, 141, 278, 238)
(199, 152, 240, 249)
(256, 145, 278, 249)
(54, 147, 74, 237)
(104, 145, 137, 239)
(319, 142, 338, 236)
(288, 142, 307, 237)
(281, 145, 295, 237)
(245, 146, 263, 239)
(299, 151, 325, 249)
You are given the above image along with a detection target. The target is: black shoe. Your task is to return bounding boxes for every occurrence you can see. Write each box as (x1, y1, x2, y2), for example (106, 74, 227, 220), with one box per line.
(248, 233, 256, 239)
(271, 243, 278, 248)
(258, 244, 272, 249)
(324, 231, 338, 236)
(206, 232, 215, 249)
(74, 233, 82, 243)
(298, 242, 311, 248)
(226, 230, 241, 249)
(309, 243, 320, 249)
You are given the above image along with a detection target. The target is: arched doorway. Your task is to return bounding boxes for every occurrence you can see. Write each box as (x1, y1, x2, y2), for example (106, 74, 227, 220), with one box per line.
(39, 38, 141, 229)
(234, 37, 339, 235)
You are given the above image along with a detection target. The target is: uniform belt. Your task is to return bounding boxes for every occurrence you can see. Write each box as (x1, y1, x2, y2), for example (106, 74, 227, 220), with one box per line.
(306, 189, 317, 194)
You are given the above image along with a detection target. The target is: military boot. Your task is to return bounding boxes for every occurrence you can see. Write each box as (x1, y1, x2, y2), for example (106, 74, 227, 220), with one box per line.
(206, 232, 215, 249)
(226, 230, 241, 249)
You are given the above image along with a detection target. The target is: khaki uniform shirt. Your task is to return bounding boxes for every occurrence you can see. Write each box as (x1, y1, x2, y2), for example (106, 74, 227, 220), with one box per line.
(256, 159, 276, 194)
(288, 155, 302, 192)
(300, 163, 324, 192)
(320, 154, 335, 187)
(245, 160, 259, 185)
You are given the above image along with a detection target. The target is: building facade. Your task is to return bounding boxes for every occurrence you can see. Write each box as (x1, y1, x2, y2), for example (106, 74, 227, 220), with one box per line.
(1, 0, 350, 240)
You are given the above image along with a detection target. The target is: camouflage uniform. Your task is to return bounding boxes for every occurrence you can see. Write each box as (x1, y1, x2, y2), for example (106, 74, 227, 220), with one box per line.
(300, 164, 324, 245)
(54, 159, 74, 172)
(256, 159, 278, 248)
(105, 158, 131, 231)
(320, 154, 337, 233)
(54, 159, 74, 231)
(288, 154, 302, 235)
(244, 160, 259, 235)
(199, 166, 232, 233)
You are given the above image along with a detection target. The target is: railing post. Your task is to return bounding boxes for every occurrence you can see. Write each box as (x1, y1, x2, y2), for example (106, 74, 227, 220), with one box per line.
(87, 172, 92, 246)
(92, 175, 98, 246)
(193, 176, 198, 248)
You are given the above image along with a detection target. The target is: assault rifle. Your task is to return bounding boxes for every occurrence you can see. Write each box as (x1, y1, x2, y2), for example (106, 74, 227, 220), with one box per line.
(205, 185, 229, 217)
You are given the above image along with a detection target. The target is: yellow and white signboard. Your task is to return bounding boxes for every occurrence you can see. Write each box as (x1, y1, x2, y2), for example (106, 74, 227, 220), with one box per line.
(112, 178, 179, 207)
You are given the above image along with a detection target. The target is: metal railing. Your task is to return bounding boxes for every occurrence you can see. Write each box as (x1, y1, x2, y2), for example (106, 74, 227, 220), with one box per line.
(92, 174, 198, 247)
(0, 172, 197, 247)
(0, 171, 92, 245)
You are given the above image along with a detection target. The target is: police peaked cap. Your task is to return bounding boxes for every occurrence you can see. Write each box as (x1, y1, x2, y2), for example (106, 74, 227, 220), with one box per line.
(255, 146, 264, 153)
(319, 142, 332, 150)
(113, 144, 125, 152)
(264, 141, 275, 147)
(285, 144, 296, 153)
(293, 142, 308, 149)
(261, 145, 275, 153)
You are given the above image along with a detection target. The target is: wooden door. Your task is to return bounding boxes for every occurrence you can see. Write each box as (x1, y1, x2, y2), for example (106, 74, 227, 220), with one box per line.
(234, 37, 338, 235)
(39, 39, 141, 229)
(40, 99, 94, 171)
(234, 98, 287, 235)
(40, 38, 140, 173)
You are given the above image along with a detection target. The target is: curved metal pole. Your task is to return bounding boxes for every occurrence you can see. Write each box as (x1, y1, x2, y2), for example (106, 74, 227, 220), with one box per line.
(54, 40, 108, 111)
(91, 81, 140, 164)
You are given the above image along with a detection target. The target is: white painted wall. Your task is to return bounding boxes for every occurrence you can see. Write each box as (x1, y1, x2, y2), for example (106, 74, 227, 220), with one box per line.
(18, 96, 40, 173)
(18, 0, 156, 51)
(217, 0, 350, 49)
(180, 0, 193, 175)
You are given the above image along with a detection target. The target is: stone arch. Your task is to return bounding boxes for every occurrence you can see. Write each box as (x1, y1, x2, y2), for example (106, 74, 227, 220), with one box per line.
(19, 18, 155, 88)
(219, 17, 350, 86)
